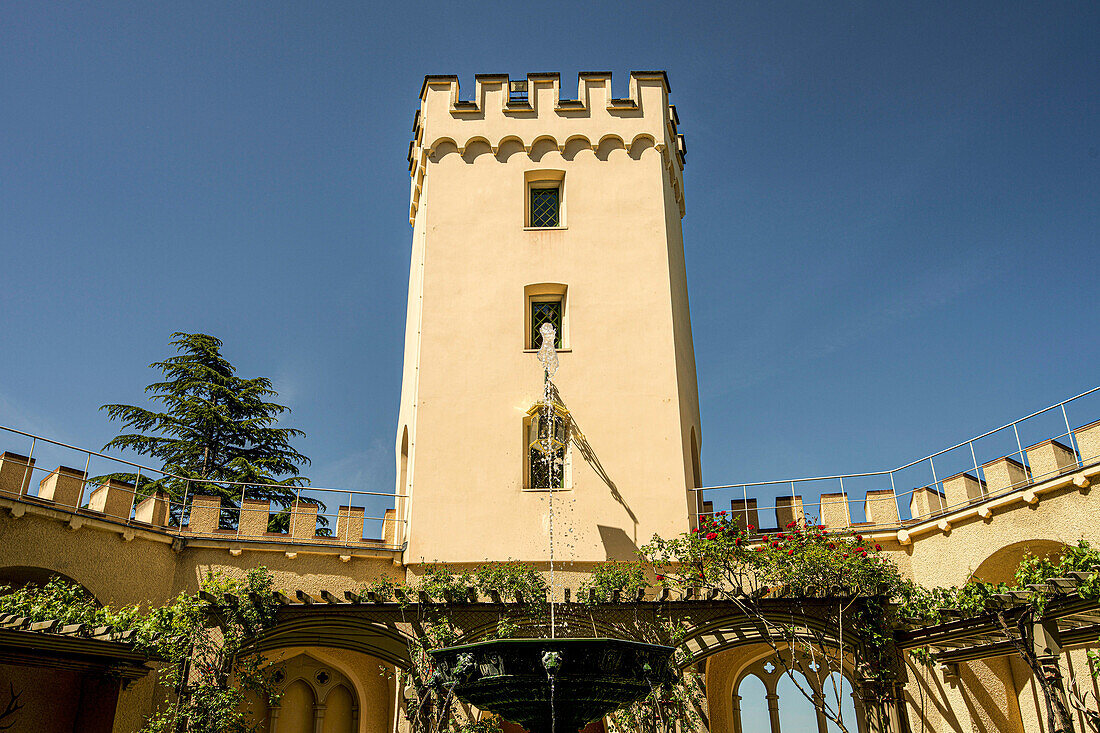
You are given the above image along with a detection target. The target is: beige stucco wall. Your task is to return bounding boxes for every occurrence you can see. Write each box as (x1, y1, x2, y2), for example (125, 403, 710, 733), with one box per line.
(899, 482, 1099, 590)
(398, 72, 700, 566)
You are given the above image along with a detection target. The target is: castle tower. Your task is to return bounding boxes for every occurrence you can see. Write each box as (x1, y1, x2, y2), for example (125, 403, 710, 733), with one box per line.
(396, 72, 699, 565)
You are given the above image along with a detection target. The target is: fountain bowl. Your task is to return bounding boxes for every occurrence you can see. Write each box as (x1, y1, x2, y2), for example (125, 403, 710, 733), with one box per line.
(428, 637, 676, 733)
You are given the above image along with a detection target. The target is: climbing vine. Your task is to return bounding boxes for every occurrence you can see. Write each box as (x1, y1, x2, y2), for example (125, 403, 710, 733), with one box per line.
(899, 540, 1100, 732)
(0, 568, 280, 733)
(641, 514, 908, 733)
(578, 560, 649, 603)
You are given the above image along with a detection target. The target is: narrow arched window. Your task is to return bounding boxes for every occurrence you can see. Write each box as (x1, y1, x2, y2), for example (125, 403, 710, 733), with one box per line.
(525, 401, 569, 490)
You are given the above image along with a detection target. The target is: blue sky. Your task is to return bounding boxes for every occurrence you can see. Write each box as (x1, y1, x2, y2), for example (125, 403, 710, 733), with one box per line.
(1, 2, 1098, 533)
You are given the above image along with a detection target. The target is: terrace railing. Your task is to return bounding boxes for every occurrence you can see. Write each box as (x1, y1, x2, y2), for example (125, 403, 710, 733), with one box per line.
(0, 424, 406, 550)
(692, 386, 1100, 535)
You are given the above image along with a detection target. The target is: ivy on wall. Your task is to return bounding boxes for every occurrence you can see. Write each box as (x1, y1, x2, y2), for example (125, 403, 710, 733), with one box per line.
(0, 568, 280, 733)
(3, 535, 1100, 732)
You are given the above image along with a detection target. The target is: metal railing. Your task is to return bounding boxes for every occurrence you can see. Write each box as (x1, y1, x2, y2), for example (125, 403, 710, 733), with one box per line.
(0, 423, 407, 550)
(692, 386, 1100, 534)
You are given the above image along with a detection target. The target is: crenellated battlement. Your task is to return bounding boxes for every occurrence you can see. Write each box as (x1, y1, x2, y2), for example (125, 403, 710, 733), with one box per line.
(407, 71, 687, 224)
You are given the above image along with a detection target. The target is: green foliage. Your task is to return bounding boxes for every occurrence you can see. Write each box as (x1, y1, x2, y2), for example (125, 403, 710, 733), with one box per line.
(414, 565, 473, 601)
(642, 515, 905, 599)
(472, 560, 546, 600)
(0, 568, 280, 733)
(1015, 540, 1100, 608)
(640, 514, 905, 731)
(897, 580, 1008, 625)
(357, 575, 402, 602)
(97, 332, 325, 530)
(578, 560, 649, 603)
(607, 670, 705, 733)
(898, 540, 1100, 623)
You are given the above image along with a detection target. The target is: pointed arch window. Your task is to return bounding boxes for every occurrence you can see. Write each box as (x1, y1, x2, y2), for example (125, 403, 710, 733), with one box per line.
(525, 401, 570, 490)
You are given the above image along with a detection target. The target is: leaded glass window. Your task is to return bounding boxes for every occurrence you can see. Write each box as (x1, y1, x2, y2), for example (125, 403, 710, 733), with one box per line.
(530, 186, 560, 228)
(531, 300, 562, 349)
(528, 406, 568, 489)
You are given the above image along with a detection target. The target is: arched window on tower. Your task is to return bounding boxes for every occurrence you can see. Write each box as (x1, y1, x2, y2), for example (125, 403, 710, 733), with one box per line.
(525, 401, 570, 490)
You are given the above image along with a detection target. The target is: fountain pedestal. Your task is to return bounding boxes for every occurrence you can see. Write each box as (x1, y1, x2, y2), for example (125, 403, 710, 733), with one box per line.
(429, 638, 675, 733)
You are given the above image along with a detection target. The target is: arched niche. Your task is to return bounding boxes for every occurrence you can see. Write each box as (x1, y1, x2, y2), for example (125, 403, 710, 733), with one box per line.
(970, 539, 1068, 585)
(278, 679, 315, 732)
(0, 566, 99, 604)
(322, 684, 355, 733)
(262, 653, 361, 733)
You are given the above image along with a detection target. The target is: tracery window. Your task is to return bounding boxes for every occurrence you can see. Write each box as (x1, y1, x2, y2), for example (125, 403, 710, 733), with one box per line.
(526, 401, 569, 489)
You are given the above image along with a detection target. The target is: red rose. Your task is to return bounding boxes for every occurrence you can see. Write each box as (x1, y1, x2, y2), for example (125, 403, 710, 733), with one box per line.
(827, 542, 836, 549)
(771, 541, 779, 548)
(747, 524, 755, 531)
(656, 574, 664, 581)
(786, 521, 797, 528)
(787, 549, 794, 555)
(874, 544, 882, 551)
(777, 533, 785, 539)
(699, 572, 705, 578)
(855, 534, 863, 542)
(692, 528, 699, 533)
(734, 538, 742, 546)
(706, 532, 717, 540)
(755, 547, 764, 552)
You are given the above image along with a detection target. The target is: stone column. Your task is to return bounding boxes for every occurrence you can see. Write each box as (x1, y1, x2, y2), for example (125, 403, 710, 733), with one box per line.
(268, 706, 280, 733)
(853, 689, 870, 733)
(889, 680, 912, 733)
(731, 694, 742, 733)
(765, 692, 782, 733)
(851, 678, 878, 733)
(313, 703, 326, 733)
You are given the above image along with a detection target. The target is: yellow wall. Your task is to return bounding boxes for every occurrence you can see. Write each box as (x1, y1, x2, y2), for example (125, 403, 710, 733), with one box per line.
(398, 72, 700, 565)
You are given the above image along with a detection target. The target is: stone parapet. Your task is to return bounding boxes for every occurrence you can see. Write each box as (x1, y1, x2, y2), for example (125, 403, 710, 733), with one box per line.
(87, 479, 136, 519)
(134, 490, 170, 526)
(820, 493, 851, 528)
(337, 506, 365, 544)
(910, 487, 946, 520)
(288, 500, 319, 539)
(238, 499, 271, 538)
(730, 498, 759, 531)
(942, 472, 986, 508)
(410, 71, 686, 223)
(416, 71, 679, 159)
(864, 489, 900, 526)
(383, 508, 398, 546)
(1075, 419, 1100, 466)
(187, 495, 221, 534)
(775, 495, 804, 528)
(981, 456, 1031, 494)
(1025, 439, 1078, 481)
(36, 466, 87, 509)
(0, 452, 35, 496)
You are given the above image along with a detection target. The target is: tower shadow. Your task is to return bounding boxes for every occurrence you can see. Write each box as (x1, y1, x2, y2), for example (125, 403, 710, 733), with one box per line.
(547, 383, 639, 543)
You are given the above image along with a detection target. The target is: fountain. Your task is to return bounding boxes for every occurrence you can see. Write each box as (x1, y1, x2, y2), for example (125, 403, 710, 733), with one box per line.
(428, 324, 677, 732)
